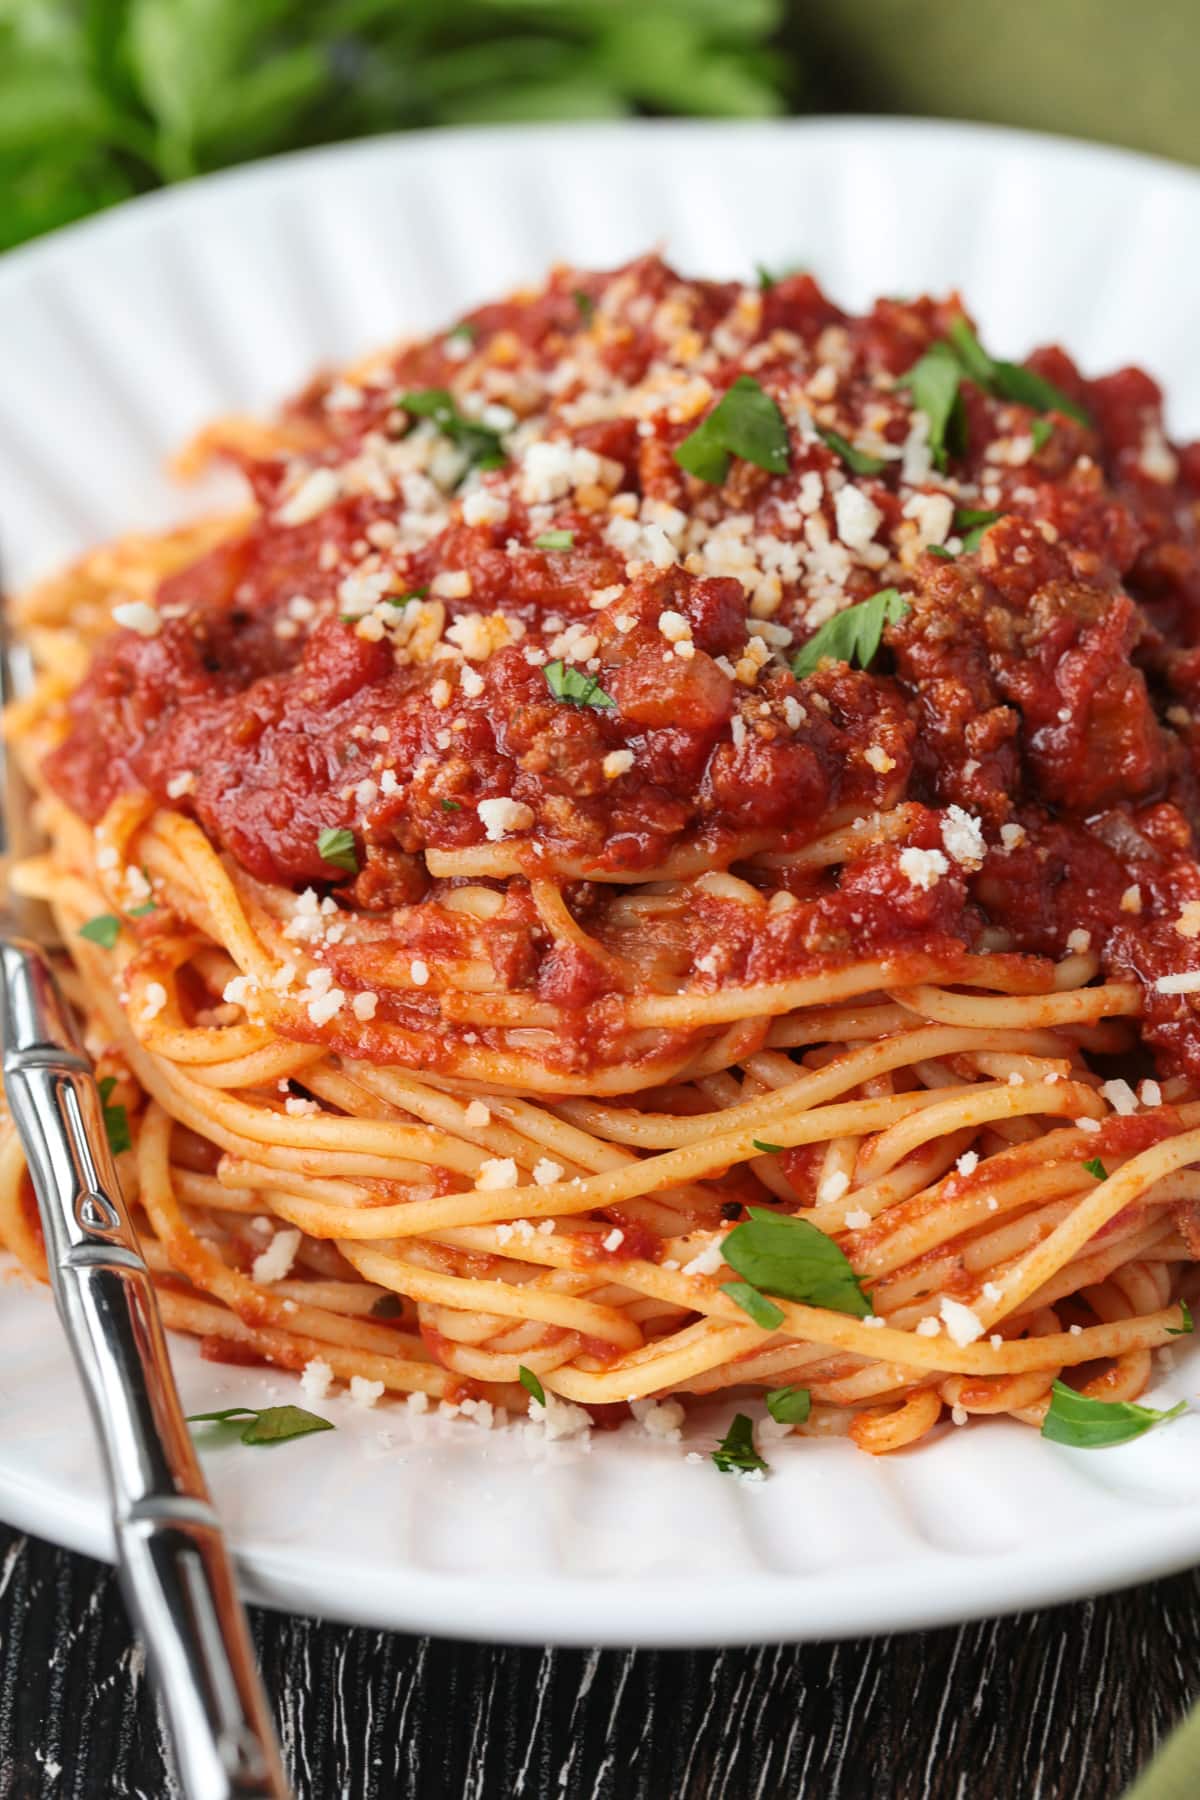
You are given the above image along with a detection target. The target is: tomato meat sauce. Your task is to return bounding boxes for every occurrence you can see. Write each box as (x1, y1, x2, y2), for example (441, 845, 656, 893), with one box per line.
(42, 255, 1200, 1078)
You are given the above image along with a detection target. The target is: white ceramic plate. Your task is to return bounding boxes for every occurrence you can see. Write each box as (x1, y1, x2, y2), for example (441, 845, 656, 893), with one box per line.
(3, 117, 1200, 1646)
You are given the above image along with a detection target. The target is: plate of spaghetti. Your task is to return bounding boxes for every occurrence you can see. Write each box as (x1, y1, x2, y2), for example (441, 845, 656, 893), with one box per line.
(3, 118, 1200, 1644)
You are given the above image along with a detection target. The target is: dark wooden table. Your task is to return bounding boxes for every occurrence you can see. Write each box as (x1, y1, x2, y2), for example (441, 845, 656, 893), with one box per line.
(0, 1524, 1193, 1799)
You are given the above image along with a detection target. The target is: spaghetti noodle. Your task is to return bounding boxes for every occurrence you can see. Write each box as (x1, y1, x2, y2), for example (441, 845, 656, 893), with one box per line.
(7, 254, 1200, 1457)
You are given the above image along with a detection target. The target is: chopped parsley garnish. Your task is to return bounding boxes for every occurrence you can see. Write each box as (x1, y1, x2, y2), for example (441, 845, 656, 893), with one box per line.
(1041, 1379, 1187, 1449)
(518, 1365, 546, 1406)
(440, 798, 462, 812)
(674, 376, 790, 485)
(316, 827, 358, 875)
(711, 1412, 769, 1477)
(953, 506, 1005, 553)
(186, 1404, 334, 1446)
(946, 318, 1091, 427)
(572, 289, 595, 322)
(543, 660, 615, 709)
(447, 321, 476, 343)
(533, 530, 575, 550)
(766, 1385, 811, 1425)
(926, 544, 955, 561)
(97, 1077, 131, 1156)
(387, 586, 429, 607)
(1168, 1300, 1194, 1337)
(755, 262, 805, 290)
(1082, 1157, 1109, 1181)
(752, 1139, 784, 1154)
(817, 427, 887, 477)
(720, 1281, 785, 1331)
(127, 900, 157, 918)
(896, 341, 965, 472)
(79, 914, 121, 949)
(722, 1206, 871, 1317)
(396, 388, 507, 473)
(1031, 418, 1055, 453)
(790, 588, 909, 680)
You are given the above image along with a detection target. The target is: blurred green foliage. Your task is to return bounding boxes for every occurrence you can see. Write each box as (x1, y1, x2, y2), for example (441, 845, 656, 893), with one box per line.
(0, 0, 788, 250)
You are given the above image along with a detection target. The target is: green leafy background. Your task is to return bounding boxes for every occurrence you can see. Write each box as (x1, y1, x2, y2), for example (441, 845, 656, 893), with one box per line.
(6, 1, 1199, 255)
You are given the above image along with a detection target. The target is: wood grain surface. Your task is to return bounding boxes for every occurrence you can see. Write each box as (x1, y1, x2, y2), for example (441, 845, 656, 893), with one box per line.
(0, 1524, 1193, 1799)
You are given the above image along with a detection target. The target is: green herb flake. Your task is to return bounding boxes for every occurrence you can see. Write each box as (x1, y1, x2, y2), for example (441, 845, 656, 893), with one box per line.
(1041, 1378, 1188, 1449)
(316, 826, 358, 875)
(518, 1365, 546, 1406)
(896, 341, 964, 472)
(127, 901, 157, 918)
(543, 660, 615, 710)
(572, 290, 595, 322)
(1082, 1157, 1109, 1181)
(711, 1412, 769, 1478)
(1031, 418, 1055, 453)
(396, 388, 507, 475)
(387, 586, 429, 608)
(96, 1076, 131, 1157)
(947, 318, 1091, 427)
(1167, 1299, 1194, 1337)
(533, 530, 575, 551)
(752, 1139, 784, 1155)
(817, 427, 887, 477)
(447, 321, 476, 343)
(926, 544, 955, 561)
(440, 798, 462, 812)
(79, 914, 121, 949)
(370, 1293, 404, 1320)
(766, 1385, 811, 1425)
(720, 1281, 785, 1331)
(790, 588, 909, 681)
(187, 1404, 334, 1446)
(722, 1206, 871, 1317)
(674, 376, 790, 486)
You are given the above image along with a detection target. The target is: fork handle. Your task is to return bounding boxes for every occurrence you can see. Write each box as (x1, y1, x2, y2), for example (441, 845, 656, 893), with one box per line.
(0, 938, 289, 1800)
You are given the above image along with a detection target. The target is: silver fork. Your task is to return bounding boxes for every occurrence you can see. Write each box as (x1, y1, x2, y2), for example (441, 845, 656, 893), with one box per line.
(0, 583, 289, 1799)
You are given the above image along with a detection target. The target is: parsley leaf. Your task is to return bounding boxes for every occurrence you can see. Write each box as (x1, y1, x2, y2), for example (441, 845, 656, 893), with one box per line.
(953, 507, 1005, 554)
(518, 1365, 546, 1406)
(97, 1076, 131, 1157)
(926, 544, 955, 561)
(712, 1412, 769, 1477)
(79, 914, 121, 949)
(127, 901, 157, 918)
(1082, 1157, 1109, 1181)
(674, 376, 790, 485)
(1168, 1300, 1194, 1337)
(720, 1281, 785, 1330)
(817, 427, 887, 477)
(1041, 1379, 1187, 1449)
(543, 660, 615, 709)
(397, 389, 506, 474)
(533, 530, 574, 550)
(1031, 418, 1055, 453)
(440, 798, 462, 812)
(755, 262, 804, 291)
(946, 318, 1091, 427)
(572, 290, 595, 322)
(790, 588, 909, 680)
(896, 341, 964, 472)
(186, 1404, 333, 1446)
(387, 586, 429, 607)
(722, 1206, 871, 1317)
(316, 827, 358, 875)
(447, 322, 476, 343)
(766, 1385, 811, 1425)
(752, 1139, 784, 1154)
